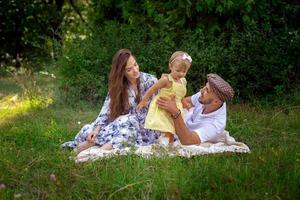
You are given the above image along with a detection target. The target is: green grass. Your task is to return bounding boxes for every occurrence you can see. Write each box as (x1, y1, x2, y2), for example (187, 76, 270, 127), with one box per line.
(0, 73, 299, 199)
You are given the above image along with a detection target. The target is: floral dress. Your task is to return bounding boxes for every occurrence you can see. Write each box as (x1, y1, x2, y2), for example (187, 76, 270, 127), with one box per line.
(61, 72, 159, 149)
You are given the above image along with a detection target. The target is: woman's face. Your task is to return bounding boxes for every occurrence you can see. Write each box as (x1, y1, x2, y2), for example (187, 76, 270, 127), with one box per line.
(125, 55, 140, 84)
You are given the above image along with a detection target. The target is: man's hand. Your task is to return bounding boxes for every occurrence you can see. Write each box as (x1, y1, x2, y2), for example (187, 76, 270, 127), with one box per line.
(158, 95, 201, 145)
(156, 96, 178, 115)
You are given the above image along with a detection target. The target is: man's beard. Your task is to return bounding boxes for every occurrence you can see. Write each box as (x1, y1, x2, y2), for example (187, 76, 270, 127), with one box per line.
(199, 97, 213, 105)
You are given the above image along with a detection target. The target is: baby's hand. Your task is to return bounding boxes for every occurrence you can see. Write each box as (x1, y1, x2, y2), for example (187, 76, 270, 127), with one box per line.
(137, 100, 147, 110)
(182, 98, 192, 110)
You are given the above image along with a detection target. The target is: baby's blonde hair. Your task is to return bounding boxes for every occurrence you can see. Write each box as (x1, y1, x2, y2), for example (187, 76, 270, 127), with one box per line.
(169, 51, 192, 69)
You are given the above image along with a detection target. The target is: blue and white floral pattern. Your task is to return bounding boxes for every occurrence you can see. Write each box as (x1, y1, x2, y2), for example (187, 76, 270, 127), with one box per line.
(61, 72, 159, 149)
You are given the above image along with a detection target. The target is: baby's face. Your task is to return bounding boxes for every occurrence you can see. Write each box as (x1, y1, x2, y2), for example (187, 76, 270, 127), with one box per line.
(170, 60, 190, 80)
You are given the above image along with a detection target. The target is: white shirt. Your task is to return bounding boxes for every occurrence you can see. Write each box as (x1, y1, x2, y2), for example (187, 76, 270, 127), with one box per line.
(185, 92, 226, 143)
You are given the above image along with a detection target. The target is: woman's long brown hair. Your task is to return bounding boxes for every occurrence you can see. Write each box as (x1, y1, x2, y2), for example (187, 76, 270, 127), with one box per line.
(108, 49, 140, 122)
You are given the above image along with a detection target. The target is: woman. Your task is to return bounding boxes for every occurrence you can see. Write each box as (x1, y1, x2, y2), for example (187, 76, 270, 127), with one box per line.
(61, 49, 159, 154)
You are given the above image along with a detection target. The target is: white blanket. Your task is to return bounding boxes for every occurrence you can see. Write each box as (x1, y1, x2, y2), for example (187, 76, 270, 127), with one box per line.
(75, 131, 250, 163)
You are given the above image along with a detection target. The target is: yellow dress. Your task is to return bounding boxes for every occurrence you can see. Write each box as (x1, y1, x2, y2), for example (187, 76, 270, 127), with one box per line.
(144, 74, 187, 134)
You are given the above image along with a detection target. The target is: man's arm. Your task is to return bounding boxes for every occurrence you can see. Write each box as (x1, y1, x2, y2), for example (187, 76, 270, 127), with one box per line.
(157, 96, 201, 145)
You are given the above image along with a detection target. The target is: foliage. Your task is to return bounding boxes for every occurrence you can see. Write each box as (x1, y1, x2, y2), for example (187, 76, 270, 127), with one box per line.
(59, 21, 176, 105)
(0, 0, 89, 69)
(182, 26, 300, 100)
(59, 31, 108, 105)
(2, 0, 299, 101)
(0, 0, 65, 65)
(58, 0, 300, 103)
(90, 0, 300, 35)
(60, 24, 299, 103)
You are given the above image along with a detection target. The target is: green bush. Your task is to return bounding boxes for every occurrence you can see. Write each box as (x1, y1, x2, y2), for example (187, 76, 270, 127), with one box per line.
(59, 22, 176, 105)
(0, 0, 65, 65)
(59, 22, 299, 104)
(59, 0, 300, 104)
(223, 28, 299, 100)
(59, 36, 107, 105)
(182, 27, 300, 100)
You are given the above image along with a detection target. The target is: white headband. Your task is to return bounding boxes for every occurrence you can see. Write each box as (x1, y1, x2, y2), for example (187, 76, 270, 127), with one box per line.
(182, 53, 192, 63)
(171, 53, 192, 64)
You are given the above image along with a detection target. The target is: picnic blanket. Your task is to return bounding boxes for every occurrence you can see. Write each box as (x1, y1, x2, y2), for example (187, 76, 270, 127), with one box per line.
(75, 131, 250, 163)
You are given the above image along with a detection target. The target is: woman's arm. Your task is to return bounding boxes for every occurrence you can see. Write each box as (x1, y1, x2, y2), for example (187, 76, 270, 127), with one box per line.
(93, 94, 110, 129)
(137, 76, 170, 110)
(85, 95, 111, 142)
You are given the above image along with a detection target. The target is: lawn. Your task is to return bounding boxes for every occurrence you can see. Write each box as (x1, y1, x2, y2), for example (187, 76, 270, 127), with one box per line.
(0, 73, 299, 199)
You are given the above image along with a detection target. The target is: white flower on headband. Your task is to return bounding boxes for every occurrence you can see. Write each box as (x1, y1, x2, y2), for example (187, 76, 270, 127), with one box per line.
(182, 53, 192, 63)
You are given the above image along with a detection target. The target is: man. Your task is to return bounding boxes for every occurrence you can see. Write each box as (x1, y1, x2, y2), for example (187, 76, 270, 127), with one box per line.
(156, 73, 234, 145)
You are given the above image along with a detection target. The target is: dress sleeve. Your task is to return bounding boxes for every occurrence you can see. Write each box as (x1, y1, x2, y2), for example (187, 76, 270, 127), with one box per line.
(140, 72, 158, 96)
(93, 94, 110, 129)
(181, 77, 187, 85)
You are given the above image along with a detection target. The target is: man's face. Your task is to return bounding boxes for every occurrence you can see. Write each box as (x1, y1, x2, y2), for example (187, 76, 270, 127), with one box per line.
(198, 82, 218, 104)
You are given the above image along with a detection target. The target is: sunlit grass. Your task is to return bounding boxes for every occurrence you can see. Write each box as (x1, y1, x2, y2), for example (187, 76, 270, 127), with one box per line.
(0, 78, 22, 96)
(0, 69, 56, 127)
(0, 93, 53, 126)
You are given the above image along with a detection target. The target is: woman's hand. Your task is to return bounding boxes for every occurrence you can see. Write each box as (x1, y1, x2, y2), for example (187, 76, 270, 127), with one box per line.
(137, 99, 148, 110)
(87, 130, 97, 143)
